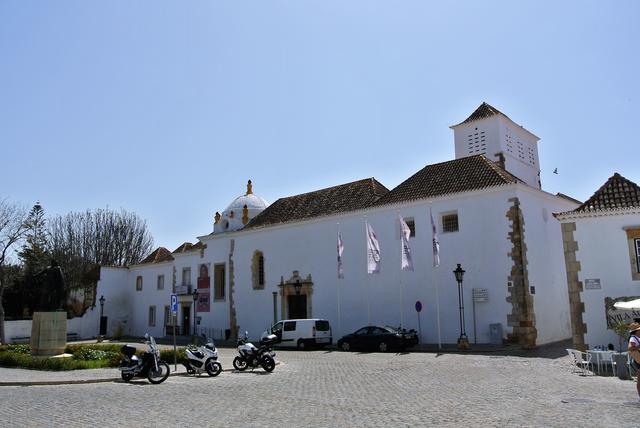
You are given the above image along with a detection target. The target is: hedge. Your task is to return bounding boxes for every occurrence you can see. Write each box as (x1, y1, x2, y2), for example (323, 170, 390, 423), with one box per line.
(0, 343, 187, 371)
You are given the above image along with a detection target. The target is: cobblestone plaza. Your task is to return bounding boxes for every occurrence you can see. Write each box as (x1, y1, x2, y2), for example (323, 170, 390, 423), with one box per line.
(0, 348, 635, 427)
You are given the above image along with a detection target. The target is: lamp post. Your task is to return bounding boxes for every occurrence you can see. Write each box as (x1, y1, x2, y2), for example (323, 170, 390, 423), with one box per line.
(99, 295, 105, 317)
(98, 295, 106, 340)
(192, 289, 198, 340)
(453, 264, 469, 349)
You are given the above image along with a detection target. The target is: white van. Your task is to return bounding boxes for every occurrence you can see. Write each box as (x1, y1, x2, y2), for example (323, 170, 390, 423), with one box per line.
(267, 319, 332, 350)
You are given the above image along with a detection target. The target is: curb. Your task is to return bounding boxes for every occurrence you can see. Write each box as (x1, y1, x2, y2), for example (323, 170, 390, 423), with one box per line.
(0, 362, 281, 387)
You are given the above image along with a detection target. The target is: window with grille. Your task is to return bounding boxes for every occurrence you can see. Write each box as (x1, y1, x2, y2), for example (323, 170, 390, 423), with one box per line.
(136, 276, 143, 291)
(148, 306, 156, 327)
(442, 213, 459, 233)
(252, 251, 266, 289)
(182, 267, 191, 286)
(157, 275, 164, 290)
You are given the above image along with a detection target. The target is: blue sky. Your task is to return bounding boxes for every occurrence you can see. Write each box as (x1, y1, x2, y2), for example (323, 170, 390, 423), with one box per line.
(1, 1, 638, 252)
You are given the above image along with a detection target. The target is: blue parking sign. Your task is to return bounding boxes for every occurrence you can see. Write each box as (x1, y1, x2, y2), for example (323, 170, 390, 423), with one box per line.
(170, 294, 178, 314)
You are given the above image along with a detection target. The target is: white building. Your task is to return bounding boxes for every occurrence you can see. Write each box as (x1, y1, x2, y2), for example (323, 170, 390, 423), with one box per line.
(555, 173, 640, 351)
(92, 103, 578, 348)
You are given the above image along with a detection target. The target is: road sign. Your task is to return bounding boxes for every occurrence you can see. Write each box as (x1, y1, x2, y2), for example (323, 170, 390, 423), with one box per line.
(472, 288, 488, 302)
(170, 294, 178, 313)
(415, 300, 422, 313)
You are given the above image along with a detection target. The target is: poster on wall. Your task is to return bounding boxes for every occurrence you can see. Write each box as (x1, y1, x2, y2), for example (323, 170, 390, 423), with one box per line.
(197, 263, 211, 312)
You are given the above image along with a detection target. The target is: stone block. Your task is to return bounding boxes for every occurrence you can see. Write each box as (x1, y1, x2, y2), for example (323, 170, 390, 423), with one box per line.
(31, 311, 67, 356)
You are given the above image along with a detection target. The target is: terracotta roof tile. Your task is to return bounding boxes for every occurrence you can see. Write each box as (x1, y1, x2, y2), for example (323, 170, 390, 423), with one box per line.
(572, 173, 640, 212)
(245, 178, 389, 229)
(452, 102, 508, 127)
(374, 155, 522, 206)
(139, 247, 174, 264)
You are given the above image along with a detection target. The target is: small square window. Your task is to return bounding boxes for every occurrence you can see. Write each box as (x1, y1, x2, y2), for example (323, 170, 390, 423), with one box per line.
(136, 276, 143, 291)
(442, 213, 459, 233)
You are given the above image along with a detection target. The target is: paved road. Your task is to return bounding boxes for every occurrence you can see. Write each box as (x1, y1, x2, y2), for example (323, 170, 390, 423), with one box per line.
(0, 350, 635, 427)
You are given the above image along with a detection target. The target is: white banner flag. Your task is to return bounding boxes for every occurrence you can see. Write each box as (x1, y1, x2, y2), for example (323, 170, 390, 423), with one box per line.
(337, 226, 344, 279)
(398, 214, 414, 271)
(430, 208, 440, 267)
(366, 220, 381, 274)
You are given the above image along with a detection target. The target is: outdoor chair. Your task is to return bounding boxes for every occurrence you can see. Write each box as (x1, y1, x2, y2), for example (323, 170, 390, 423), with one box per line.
(567, 349, 593, 375)
(599, 350, 616, 375)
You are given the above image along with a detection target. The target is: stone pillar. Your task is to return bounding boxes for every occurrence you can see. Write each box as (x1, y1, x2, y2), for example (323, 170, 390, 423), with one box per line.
(505, 197, 537, 349)
(31, 311, 67, 356)
(561, 222, 587, 351)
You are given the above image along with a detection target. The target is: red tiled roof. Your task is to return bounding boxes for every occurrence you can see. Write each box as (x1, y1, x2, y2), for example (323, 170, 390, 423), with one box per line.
(245, 178, 389, 229)
(172, 242, 205, 253)
(374, 155, 522, 206)
(139, 247, 174, 264)
(451, 102, 508, 127)
(572, 173, 640, 212)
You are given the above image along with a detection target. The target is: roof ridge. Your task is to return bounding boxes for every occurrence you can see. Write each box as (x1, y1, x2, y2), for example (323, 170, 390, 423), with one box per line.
(451, 102, 509, 127)
(277, 177, 384, 200)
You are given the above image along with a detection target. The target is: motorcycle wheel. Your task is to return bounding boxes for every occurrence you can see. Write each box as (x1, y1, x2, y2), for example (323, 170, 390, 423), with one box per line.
(121, 372, 134, 382)
(261, 355, 275, 373)
(233, 356, 248, 371)
(147, 361, 170, 384)
(205, 359, 222, 377)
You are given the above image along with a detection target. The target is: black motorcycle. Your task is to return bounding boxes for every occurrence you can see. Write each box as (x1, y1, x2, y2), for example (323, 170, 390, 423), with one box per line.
(233, 331, 278, 372)
(119, 334, 170, 384)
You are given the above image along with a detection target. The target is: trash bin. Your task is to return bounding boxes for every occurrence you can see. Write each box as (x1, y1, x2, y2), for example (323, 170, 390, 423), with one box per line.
(489, 323, 503, 345)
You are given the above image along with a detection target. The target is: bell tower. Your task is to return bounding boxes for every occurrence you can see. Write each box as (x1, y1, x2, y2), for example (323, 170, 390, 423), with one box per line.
(450, 102, 541, 189)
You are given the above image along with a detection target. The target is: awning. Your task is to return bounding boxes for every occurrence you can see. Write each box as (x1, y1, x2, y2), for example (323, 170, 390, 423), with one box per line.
(613, 299, 640, 310)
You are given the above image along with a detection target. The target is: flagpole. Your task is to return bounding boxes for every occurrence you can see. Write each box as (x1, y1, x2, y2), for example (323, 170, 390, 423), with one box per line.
(434, 266, 442, 350)
(336, 223, 342, 337)
(430, 204, 443, 351)
(365, 218, 371, 326)
(397, 211, 404, 329)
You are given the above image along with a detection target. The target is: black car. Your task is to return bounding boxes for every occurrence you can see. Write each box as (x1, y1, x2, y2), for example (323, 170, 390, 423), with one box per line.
(337, 325, 419, 352)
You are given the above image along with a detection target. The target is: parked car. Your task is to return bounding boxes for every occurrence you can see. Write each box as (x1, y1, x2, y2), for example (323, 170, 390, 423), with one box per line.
(337, 325, 418, 352)
(266, 319, 332, 350)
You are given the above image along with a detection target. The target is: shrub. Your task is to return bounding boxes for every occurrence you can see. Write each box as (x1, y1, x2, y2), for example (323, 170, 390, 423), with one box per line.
(160, 348, 187, 365)
(6, 344, 31, 354)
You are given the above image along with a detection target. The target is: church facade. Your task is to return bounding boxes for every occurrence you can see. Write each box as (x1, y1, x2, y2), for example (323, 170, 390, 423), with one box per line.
(94, 103, 578, 347)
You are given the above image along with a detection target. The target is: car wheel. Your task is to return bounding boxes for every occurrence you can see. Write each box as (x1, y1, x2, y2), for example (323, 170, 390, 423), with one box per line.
(340, 341, 350, 352)
(378, 341, 389, 352)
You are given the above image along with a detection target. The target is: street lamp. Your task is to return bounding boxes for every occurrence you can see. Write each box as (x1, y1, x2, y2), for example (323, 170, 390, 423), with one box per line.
(192, 289, 198, 340)
(294, 280, 302, 295)
(98, 295, 106, 340)
(453, 264, 469, 349)
(99, 295, 105, 317)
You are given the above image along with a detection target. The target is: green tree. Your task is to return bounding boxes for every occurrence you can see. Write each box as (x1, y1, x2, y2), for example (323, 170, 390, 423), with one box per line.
(0, 199, 28, 343)
(18, 202, 49, 274)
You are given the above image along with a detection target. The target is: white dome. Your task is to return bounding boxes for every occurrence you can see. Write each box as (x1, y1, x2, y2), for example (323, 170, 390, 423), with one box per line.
(213, 180, 269, 234)
(224, 193, 269, 213)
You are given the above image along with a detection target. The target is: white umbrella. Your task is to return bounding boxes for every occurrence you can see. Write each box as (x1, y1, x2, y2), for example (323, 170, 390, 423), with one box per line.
(613, 299, 640, 310)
